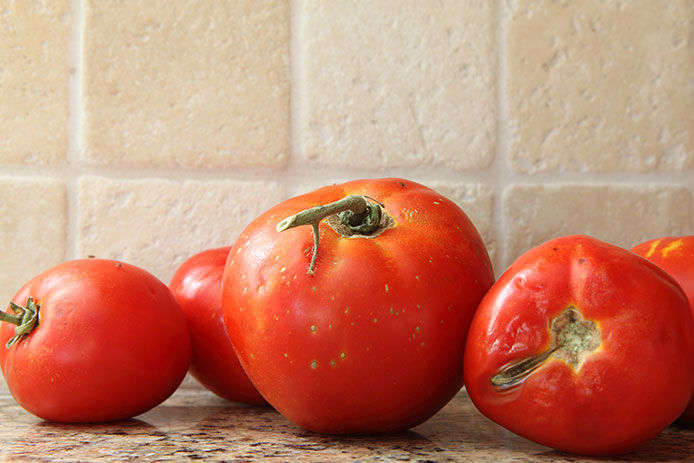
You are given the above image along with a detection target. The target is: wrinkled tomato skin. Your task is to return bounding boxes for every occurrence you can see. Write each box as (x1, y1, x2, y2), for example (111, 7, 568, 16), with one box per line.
(463, 235, 694, 456)
(0, 259, 191, 423)
(169, 247, 266, 405)
(222, 178, 494, 433)
(632, 236, 694, 422)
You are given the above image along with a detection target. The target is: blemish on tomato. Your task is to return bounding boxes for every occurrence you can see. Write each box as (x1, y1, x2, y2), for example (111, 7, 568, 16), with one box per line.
(310, 324, 317, 333)
(644, 239, 660, 258)
(339, 351, 347, 360)
(310, 360, 318, 369)
(662, 239, 684, 258)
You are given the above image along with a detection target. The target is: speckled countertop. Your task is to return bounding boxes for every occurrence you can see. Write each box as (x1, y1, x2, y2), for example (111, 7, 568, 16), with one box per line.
(0, 386, 692, 462)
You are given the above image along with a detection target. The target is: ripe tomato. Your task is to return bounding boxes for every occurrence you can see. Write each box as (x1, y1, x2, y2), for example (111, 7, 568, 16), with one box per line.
(0, 259, 191, 422)
(463, 235, 694, 455)
(221, 178, 494, 433)
(170, 247, 266, 405)
(632, 236, 694, 422)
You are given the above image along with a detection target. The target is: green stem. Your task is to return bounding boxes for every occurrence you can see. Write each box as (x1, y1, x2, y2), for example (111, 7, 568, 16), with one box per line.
(277, 195, 383, 275)
(277, 195, 369, 232)
(1, 297, 40, 348)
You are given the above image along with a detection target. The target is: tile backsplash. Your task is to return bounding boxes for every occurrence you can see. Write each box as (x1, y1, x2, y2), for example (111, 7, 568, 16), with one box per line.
(1, 0, 692, 307)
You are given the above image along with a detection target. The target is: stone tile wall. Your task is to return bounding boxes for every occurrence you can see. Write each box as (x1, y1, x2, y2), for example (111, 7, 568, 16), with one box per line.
(1, 0, 692, 307)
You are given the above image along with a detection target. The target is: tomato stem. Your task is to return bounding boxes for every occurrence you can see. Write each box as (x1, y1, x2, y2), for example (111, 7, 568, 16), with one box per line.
(0, 297, 40, 348)
(276, 195, 386, 275)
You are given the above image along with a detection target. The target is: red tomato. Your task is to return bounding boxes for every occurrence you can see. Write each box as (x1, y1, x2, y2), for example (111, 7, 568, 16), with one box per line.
(0, 259, 191, 422)
(632, 236, 694, 422)
(221, 178, 494, 433)
(463, 235, 694, 455)
(170, 247, 266, 405)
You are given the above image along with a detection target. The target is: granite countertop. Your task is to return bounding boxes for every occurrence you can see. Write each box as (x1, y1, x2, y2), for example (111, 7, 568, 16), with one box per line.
(0, 386, 691, 462)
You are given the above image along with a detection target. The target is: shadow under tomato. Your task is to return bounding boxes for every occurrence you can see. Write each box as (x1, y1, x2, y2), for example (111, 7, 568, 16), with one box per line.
(539, 428, 694, 463)
(5, 418, 169, 461)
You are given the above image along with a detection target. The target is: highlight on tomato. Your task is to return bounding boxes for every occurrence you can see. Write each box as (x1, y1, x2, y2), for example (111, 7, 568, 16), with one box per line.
(632, 235, 694, 422)
(170, 247, 266, 405)
(221, 178, 494, 433)
(0, 258, 191, 423)
(463, 235, 694, 456)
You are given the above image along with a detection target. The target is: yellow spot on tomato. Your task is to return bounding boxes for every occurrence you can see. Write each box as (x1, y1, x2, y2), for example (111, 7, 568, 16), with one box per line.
(644, 239, 660, 258)
(385, 284, 389, 293)
(374, 317, 378, 323)
(340, 351, 347, 359)
(310, 360, 318, 369)
(310, 324, 317, 333)
(662, 239, 684, 258)
(329, 360, 336, 367)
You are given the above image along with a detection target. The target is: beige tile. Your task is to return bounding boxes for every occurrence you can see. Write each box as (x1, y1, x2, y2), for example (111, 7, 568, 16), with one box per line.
(300, 0, 496, 170)
(507, 0, 693, 173)
(503, 183, 693, 269)
(83, 0, 290, 168)
(0, 177, 67, 303)
(77, 177, 285, 283)
(0, 1, 70, 164)
(429, 182, 496, 268)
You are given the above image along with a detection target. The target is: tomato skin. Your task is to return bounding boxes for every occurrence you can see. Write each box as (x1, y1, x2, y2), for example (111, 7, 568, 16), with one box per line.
(463, 235, 694, 456)
(222, 178, 494, 433)
(632, 236, 694, 422)
(169, 247, 266, 405)
(0, 259, 191, 423)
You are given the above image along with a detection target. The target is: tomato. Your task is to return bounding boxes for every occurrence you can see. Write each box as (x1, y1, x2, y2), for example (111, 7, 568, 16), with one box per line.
(0, 259, 191, 422)
(221, 178, 494, 433)
(169, 247, 266, 405)
(632, 236, 694, 422)
(463, 235, 694, 455)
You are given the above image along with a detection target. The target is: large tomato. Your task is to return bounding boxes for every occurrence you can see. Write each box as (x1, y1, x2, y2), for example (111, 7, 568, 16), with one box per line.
(463, 235, 694, 455)
(170, 247, 266, 405)
(632, 236, 694, 422)
(221, 178, 494, 433)
(0, 259, 191, 422)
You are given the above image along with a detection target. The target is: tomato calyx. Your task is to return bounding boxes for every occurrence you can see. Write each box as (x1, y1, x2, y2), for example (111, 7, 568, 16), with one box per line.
(0, 297, 40, 348)
(277, 194, 393, 275)
(490, 306, 601, 389)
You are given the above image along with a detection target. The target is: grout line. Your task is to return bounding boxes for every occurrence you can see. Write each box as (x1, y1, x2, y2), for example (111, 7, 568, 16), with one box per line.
(65, 0, 84, 261)
(286, 0, 307, 198)
(491, 0, 512, 275)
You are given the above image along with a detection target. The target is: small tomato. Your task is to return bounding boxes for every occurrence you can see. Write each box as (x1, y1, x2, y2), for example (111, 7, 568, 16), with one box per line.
(170, 247, 266, 405)
(222, 178, 494, 433)
(463, 235, 694, 455)
(0, 259, 191, 422)
(632, 235, 694, 422)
